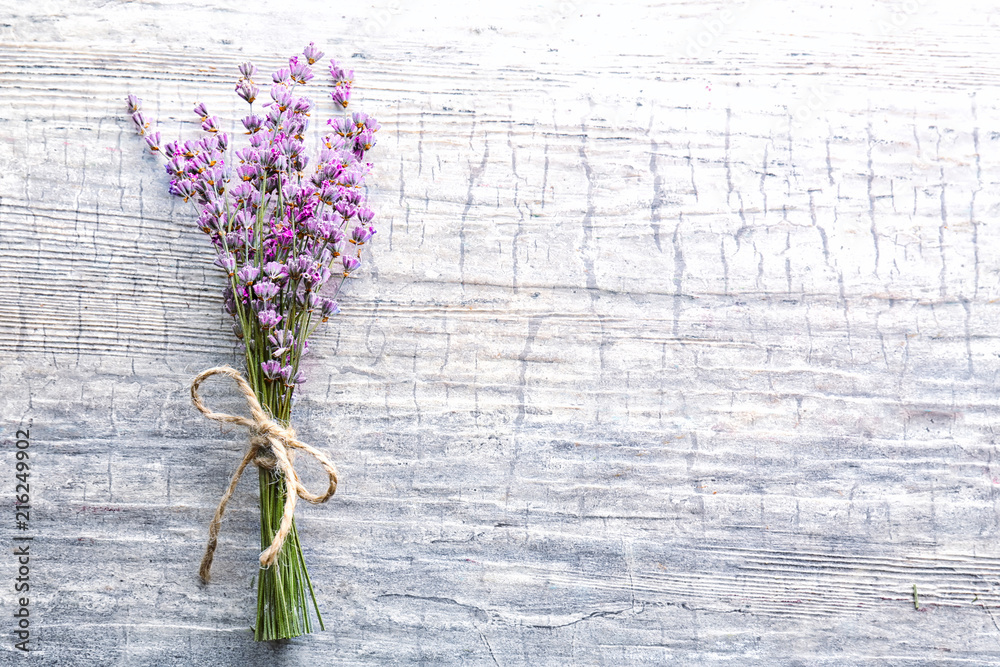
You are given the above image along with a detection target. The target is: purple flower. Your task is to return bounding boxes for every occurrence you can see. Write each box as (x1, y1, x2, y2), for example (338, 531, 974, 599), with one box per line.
(260, 359, 281, 381)
(289, 57, 314, 85)
(238, 62, 257, 80)
(201, 116, 220, 133)
(269, 330, 295, 350)
(236, 164, 259, 181)
(242, 117, 265, 139)
(286, 255, 314, 281)
(349, 224, 376, 245)
(334, 200, 356, 219)
(356, 207, 374, 224)
(253, 281, 279, 300)
(341, 255, 361, 276)
(320, 299, 340, 321)
(329, 234, 346, 258)
(361, 114, 381, 133)
(263, 261, 288, 282)
(331, 86, 350, 109)
(355, 129, 376, 152)
(127, 42, 380, 411)
(131, 111, 149, 135)
(304, 266, 332, 290)
(144, 131, 161, 152)
(214, 252, 237, 276)
(329, 59, 353, 86)
(338, 167, 365, 188)
(258, 309, 282, 329)
(237, 265, 261, 284)
(168, 179, 196, 201)
(303, 42, 324, 65)
(272, 67, 291, 84)
(236, 80, 259, 105)
(327, 117, 353, 138)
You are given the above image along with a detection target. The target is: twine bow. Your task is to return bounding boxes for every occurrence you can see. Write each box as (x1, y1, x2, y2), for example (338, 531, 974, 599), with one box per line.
(190, 366, 339, 583)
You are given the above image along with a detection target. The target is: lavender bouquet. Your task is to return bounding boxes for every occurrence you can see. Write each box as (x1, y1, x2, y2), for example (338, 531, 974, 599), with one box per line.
(125, 43, 379, 640)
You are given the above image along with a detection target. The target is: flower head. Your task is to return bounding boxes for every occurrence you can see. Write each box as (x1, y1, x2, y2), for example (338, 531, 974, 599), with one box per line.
(238, 62, 257, 79)
(260, 359, 282, 381)
(258, 309, 282, 329)
(126, 42, 379, 394)
(144, 131, 162, 153)
(289, 57, 314, 85)
(214, 252, 237, 276)
(341, 255, 361, 276)
(237, 265, 261, 284)
(253, 281, 280, 300)
(320, 299, 340, 321)
(236, 80, 260, 105)
(331, 86, 350, 109)
(303, 43, 324, 65)
(349, 225, 376, 245)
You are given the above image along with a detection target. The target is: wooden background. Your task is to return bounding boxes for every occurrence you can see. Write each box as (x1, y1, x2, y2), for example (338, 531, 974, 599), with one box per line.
(3, 0, 1000, 663)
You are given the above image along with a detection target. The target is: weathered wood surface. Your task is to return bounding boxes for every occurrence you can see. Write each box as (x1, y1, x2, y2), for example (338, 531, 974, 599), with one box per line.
(3, 0, 1000, 663)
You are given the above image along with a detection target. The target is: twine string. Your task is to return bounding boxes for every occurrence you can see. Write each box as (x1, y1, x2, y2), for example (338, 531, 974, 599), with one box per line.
(190, 366, 338, 583)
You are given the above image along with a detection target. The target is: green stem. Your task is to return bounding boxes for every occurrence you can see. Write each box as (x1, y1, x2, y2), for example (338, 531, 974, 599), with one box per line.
(249, 372, 324, 641)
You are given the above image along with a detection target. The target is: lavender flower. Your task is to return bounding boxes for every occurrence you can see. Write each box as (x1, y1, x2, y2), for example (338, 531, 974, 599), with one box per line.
(214, 252, 237, 276)
(258, 309, 282, 329)
(260, 359, 282, 381)
(237, 62, 257, 79)
(329, 59, 353, 87)
(288, 57, 314, 85)
(263, 261, 287, 282)
(341, 255, 361, 276)
(272, 67, 291, 84)
(303, 42, 324, 65)
(253, 281, 280, 300)
(331, 87, 350, 109)
(350, 225, 376, 245)
(320, 299, 340, 321)
(131, 111, 150, 135)
(144, 131, 162, 152)
(236, 80, 259, 105)
(125, 41, 378, 390)
(237, 265, 261, 284)
(268, 330, 295, 357)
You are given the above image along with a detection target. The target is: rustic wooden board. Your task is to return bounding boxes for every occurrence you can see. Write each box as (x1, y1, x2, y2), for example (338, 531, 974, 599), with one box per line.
(3, 0, 1000, 663)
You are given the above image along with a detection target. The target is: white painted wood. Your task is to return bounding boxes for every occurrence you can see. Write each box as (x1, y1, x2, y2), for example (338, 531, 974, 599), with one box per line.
(3, 0, 1000, 663)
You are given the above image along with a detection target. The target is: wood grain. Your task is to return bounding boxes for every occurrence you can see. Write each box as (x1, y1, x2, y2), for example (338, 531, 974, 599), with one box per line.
(3, 0, 1000, 663)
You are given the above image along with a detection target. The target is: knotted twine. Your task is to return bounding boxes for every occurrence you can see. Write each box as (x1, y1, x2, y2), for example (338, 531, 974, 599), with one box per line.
(190, 366, 339, 583)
